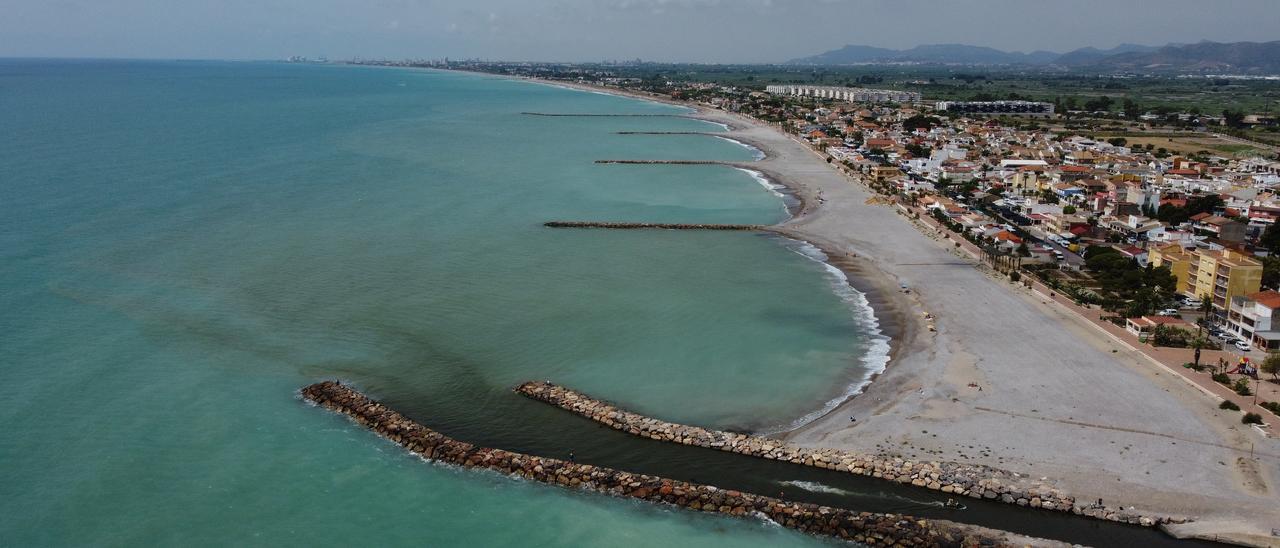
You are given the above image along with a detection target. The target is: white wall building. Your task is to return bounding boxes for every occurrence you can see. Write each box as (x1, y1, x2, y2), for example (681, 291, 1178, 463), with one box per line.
(765, 85, 921, 104)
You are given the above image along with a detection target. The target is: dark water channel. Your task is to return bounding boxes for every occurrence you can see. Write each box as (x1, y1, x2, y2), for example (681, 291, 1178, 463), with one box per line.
(341, 372, 1228, 548)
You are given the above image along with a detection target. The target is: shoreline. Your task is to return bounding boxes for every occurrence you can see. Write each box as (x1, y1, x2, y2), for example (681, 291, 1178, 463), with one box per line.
(504, 75, 1280, 545)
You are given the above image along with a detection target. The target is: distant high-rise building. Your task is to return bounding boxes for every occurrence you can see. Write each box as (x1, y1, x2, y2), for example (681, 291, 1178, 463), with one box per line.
(765, 85, 920, 103)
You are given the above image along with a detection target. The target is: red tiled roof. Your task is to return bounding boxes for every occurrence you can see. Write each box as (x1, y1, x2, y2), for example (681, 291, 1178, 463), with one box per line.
(1247, 290, 1280, 310)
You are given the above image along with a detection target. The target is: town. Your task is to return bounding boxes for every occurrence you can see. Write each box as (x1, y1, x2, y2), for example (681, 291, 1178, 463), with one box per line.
(410, 60, 1280, 422)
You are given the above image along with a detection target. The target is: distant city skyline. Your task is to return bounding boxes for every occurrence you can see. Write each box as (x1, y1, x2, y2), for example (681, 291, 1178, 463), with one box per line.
(3, 0, 1278, 63)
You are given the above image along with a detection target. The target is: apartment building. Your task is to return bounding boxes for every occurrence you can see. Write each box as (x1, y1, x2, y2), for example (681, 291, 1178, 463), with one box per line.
(1148, 244, 1196, 295)
(1226, 290, 1280, 350)
(1189, 249, 1263, 317)
(1150, 246, 1262, 317)
(764, 85, 921, 103)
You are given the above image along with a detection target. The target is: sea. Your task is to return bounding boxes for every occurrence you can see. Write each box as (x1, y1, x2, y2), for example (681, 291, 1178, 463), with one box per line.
(0, 60, 886, 546)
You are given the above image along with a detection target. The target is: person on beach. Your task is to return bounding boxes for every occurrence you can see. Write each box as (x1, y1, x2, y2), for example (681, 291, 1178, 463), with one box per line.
(568, 452, 575, 463)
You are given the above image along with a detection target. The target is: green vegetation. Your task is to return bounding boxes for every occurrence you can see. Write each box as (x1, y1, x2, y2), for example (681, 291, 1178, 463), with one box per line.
(1219, 400, 1240, 411)
(1233, 377, 1253, 396)
(1261, 401, 1280, 415)
(1263, 353, 1280, 380)
(1212, 372, 1231, 385)
(588, 64, 1280, 119)
(1082, 246, 1177, 317)
(1242, 412, 1264, 425)
(1155, 194, 1223, 226)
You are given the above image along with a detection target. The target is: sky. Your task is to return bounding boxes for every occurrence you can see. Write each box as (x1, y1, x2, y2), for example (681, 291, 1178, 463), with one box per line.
(2, 0, 1278, 63)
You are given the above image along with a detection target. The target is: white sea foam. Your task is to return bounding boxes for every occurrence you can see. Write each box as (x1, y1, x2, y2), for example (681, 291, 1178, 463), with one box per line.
(757, 237, 893, 435)
(699, 120, 732, 132)
(734, 168, 786, 200)
(778, 480, 852, 496)
(714, 135, 766, 160)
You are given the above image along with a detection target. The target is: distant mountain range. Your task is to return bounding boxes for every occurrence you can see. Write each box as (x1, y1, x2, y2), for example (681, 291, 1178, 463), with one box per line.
(787, 41, 1280, 72)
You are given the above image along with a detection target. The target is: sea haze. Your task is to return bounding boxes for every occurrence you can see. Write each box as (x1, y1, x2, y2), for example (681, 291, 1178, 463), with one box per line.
(0, 59, 883, 545)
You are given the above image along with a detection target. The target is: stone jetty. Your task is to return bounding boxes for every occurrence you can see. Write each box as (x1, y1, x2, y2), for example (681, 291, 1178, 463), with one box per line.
(516, 381, 1187, 529)
(544, 221, 765, 231)
(615, 131, 716, 135)
(301, 380, 1052, 547)
(522, 112, 685, 117)
(595, 159, 733, 165)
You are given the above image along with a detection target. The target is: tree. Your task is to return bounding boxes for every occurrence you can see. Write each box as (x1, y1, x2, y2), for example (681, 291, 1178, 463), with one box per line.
(1062, 205, 1077, 214)
(1263, 256, 1280, 289)
(905, 143, 931, 157)
(903, 115, 942, 133)
(1261, 224, 1280, 255)
(1107, 137, 1128, 147)
(1223, 109, 1247, 129)
(1123, 99, 1141, 119)
(1263, 353, 1280, 381)
(1084, 96, 1115, 112)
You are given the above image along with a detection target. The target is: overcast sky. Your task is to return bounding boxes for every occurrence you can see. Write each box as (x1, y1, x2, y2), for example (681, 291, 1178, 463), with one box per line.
(3, 0, 1277, 63)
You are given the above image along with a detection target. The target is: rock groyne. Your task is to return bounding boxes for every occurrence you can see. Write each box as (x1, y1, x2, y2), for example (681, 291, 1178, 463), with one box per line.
(544, 221, 765, 231)
(301, 380, 1048, 547)
(595, 159, 733, 165)
(515, 381, 1186, 529)
(522, 112, 685, 117)
(615, 131, 716, 135)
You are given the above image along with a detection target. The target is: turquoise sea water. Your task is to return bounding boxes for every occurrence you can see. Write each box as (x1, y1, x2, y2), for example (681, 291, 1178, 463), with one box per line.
(0, 60, 881, 546)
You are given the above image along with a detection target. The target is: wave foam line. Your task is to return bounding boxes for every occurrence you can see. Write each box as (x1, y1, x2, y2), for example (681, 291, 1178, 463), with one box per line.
(758, 237, 892, 435)
(714, 135, 766, 160)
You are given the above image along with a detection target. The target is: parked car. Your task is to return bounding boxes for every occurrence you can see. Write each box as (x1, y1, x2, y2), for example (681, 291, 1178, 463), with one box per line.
(1158, 309, 1180, 316)
(1234, 340, 1253, 352)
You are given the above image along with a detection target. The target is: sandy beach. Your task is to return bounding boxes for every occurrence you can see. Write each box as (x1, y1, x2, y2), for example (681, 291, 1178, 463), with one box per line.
(532, 79, 1280, 545)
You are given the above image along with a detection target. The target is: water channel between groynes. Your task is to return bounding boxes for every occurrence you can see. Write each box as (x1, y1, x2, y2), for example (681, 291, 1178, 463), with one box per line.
(356, 379, 1227, 548)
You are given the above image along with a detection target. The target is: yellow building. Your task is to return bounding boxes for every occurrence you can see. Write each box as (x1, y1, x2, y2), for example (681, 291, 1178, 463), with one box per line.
(1148, 244, 1195, 295)
(1189, 249, 1262, 314)
(1152, 246, 1262, 315)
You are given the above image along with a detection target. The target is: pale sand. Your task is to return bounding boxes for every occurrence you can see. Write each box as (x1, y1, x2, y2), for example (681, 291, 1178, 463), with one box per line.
(537, 80, 1280, 544)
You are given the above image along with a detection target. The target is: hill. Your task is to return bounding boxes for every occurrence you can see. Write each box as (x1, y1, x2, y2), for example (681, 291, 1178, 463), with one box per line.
(1078, 40, 1280, 73)
(788, 43, 1057, 65)
(788, 41, 1280, 73)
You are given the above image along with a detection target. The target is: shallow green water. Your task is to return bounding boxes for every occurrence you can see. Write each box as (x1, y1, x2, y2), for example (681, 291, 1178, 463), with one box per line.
(0, 60, 881, 545)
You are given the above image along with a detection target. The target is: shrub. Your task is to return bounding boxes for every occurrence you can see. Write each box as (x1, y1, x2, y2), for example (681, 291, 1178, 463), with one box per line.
(1233, 377, 1253, 396)
(1212, 373, 1231, 385)
(1010, 271, 1021, 282)
(1242, 413, 1263, 425)
(1219, 400, 1240, 411)
(1261, 401, 1280, 415)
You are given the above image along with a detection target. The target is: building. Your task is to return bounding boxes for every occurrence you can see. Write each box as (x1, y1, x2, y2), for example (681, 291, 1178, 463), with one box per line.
(1125, 315, 1195, 340)
(1148, 244, 1196, 296)
(1152, 247, 1262, 317)
(765, 85, 921, 104)
(935, 101, 1055, 118)
(1188, 249, 1263, 318)
(1226, 290, 1280, 350)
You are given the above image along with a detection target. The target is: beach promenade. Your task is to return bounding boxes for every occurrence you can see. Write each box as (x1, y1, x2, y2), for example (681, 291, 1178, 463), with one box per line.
(540, 80, 1280, 545)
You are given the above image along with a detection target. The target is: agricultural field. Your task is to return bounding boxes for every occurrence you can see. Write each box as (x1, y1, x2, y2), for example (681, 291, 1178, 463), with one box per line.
(615, 64, 1280, 118)
(1096, 134, 1276, 158)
